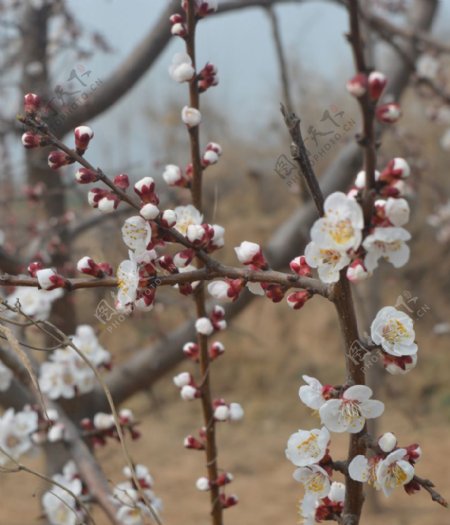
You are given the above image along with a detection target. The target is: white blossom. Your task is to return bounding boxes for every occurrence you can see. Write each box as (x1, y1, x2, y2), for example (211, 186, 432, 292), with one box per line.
(376, 448, 415, 496)
(169, 52, 195, 82)
(363, 226, 411, 272)
(310, 192, 364, 252)
(298, 375, 327, 410)
(140, 203, 160, 220)
(319, 385, 384, 433)
(293, 464, 330, 498)
(121, 216, 152, 253)
(5, 286, 63, 320)
(371, 306, 418, 357)
(207, 281, 231, 301)
(116, 258, 140, 312)
(305, 241, 350, 283)
(285, 427, 330, 467)
(0, 408, 38, 465)
(174, 205, 203, 235)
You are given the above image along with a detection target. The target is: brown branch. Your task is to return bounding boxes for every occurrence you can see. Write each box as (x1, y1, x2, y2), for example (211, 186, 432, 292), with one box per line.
(280, 104, 325, 215)
(266, 6, 294, 113)
(413, 475, 448, 508)
(0, 265, 328, 296)
(186, 3, 222, 523)
(347, 0, 377, 225)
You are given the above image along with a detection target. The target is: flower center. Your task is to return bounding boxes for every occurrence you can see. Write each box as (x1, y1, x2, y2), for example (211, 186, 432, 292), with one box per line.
(386, 463, 408, 488)
(320, 249, 341, 265)
(306, 472, 326, 494)
(297, 434, 321, 459)
(383, 319, 407, 344)
(329, 219, 354, 245)
(339, 400, 361, 424)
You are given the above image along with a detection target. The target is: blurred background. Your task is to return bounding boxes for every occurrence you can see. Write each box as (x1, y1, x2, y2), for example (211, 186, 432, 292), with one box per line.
(0, 0, 449, 523)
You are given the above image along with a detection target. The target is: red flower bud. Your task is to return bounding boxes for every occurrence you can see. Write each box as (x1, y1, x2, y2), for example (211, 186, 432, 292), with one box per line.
(114, 173, 130, 190)
(24, 93, 41, 115)
(74, 125, 94, 153)
(48, 151, 73, 170)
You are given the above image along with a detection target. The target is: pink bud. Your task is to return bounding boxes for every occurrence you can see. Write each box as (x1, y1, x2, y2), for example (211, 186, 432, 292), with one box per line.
(134, 177, 159, 205)
(379, 157, 410, 182)
(184, 435, 205, 450)
(48, 151, 72, 170)
(77, 256, 104, 277)
(290, 256, 312, 277)
(28, 261, 43, 277)
(173, 249, 195, 268)
(88, 188, 107, 208)
(209, 341, 225, 360)
(346, 259, 369, 282)
(36, 268, 67, 290)
(114, 173, 130, 190)
(383, 353, 417, 375)
(202, 149, 219, 167)
(162, 165, 186, 187)
(405, 443, 422, 463)
(98, 194, 120, 213)
(24, 93, 41, 115)
(75, 168, 98, 184)
(346, 73, 368, 98)
(376, 103, 401, 124)
(171, 22, 187, 37)
(286, 290, 311, 310)
(215, 472, 233, 487)
(220, 494, 239, 508)
(234, 241, 267, 268)
(368, 71, 387, 101)
(74, 125, 94, 153)
(161, 209, 177, 228)
(169, 14, 183, 24)
(21, 131, 41, 149)
(183, 342, 200, 360)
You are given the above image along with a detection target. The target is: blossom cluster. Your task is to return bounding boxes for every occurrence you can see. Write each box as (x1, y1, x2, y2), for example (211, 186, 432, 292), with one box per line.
(349, 432, 421, 496)
(39, 325, 111, 399)
(112, 464, 162, 524)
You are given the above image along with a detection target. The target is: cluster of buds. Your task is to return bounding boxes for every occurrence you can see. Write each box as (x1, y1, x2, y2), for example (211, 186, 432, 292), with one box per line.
(202, 142, 222, 167)
(170, 13, 187, 37)
(183, 341, 225, 361)
(212, 399, 244, 422)
(76, 256, 113, 278)
(173, 371, 201, 401)
(87, 188, 120, 213)
(80, 409, 140, 447)
(198, 63, 219, 92)
(346, 71, 401, 124)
